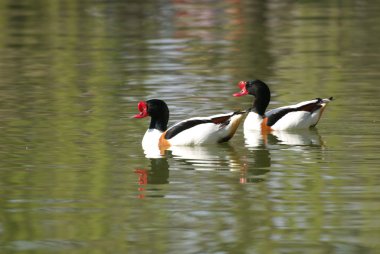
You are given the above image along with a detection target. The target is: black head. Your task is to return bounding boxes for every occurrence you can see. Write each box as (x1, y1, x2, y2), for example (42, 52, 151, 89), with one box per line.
(233, 80, 271, 116)
(146, 99, 169, 120)
(134, 99, 169, 131)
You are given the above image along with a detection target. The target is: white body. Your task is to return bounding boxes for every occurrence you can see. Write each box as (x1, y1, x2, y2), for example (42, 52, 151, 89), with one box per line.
(167, 113, 243, 146)
(244, 98, 331, 131)
(142, 128, 163, 150)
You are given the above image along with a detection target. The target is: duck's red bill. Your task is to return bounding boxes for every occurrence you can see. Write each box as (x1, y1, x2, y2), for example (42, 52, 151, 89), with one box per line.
(134, 101, 148, 118)
(233, 81, 248, 97)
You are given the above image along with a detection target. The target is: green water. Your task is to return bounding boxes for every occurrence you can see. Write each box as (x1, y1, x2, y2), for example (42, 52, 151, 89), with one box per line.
(0, 1, 380, 253)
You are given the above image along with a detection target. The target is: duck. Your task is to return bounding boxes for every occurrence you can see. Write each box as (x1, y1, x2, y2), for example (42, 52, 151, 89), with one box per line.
(233, 80, 333, 131)
(134, 99, 245, 149)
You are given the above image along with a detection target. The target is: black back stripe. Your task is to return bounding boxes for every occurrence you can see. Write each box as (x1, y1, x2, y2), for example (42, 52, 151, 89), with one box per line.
(266, 108, 294, 126)
(266, 101, 322, 127)
(164, 119, 212, 139)
(164, 111, 244, 140)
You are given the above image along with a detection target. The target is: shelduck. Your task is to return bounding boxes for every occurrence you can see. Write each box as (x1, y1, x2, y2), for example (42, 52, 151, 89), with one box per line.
(134, 99, 244, 149)
(233, 80, 333, 131)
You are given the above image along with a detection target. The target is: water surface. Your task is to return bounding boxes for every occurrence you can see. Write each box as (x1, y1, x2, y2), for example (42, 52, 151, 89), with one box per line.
(0, 0, 380, 253)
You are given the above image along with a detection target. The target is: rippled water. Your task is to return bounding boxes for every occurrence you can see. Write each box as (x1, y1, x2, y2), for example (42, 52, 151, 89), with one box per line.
(1, 1, 380, 253)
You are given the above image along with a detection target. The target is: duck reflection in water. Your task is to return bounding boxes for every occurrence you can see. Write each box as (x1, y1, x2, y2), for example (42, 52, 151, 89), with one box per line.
(167, 144, 244, 171)
(167, 144, 271, 184)
(134, 158, 169, 199)
(241, 128, 324, 182)
(244, 128, 324, 148)
(142, 142, 272, 184)
(239, 144, 271, 184)
(139, 128, 323, 187)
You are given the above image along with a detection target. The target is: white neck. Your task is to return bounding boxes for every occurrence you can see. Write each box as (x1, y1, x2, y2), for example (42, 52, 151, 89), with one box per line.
(244, 112, 263, 131)
(142, 129, 163, 150)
